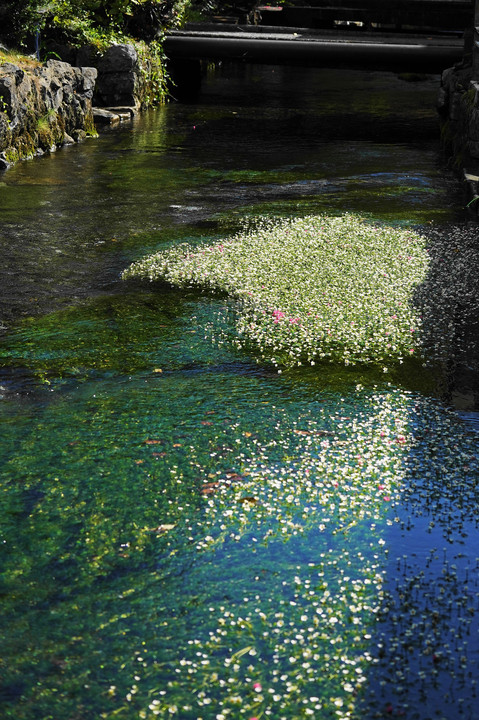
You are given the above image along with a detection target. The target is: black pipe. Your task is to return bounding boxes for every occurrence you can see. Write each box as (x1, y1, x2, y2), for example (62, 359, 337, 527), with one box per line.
(163, 32, 463, 72)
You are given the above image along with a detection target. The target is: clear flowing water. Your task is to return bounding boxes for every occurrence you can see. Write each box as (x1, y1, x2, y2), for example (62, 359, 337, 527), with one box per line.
(1, 64, 478, 720)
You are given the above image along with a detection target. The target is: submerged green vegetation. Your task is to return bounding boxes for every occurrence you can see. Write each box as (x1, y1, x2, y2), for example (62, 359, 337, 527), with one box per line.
(123, 214, 430, 369)
(2, 355, 479, 719)
(1, 61, 478, 720)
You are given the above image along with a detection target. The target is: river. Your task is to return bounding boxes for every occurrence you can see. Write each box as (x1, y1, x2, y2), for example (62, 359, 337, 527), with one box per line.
(1, 63, 478, 720)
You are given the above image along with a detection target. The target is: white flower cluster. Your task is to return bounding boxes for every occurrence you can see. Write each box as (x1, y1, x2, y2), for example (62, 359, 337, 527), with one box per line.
(123, 214, 427, 368)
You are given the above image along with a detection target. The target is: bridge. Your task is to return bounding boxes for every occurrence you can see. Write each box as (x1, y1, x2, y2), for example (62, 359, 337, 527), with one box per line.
(164, 0, 472, 74)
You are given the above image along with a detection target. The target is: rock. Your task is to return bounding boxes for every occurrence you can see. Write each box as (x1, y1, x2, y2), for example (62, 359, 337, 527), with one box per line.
(469, 108, 479, 141)
(95, 44, 142, 107)
(97, 44, 138, 74)
(436, 86, 447, 112)
(96, 70, 138, 106)
(468, 141, 479, 159)
(103, 105, 138, 118)
(0, 63, 30, 130)
(93, 107, 121, 124)
(0, 151, 10, 170)
(0, 110, 11, 150)
(71, 129, 87, 142)
(0, 40, 165, 169)
(76, 66, 97, 98)
(0, 59, 98, 169)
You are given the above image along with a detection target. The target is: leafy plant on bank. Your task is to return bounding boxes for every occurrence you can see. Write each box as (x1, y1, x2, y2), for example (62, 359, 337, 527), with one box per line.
(0, 0, 193, 53)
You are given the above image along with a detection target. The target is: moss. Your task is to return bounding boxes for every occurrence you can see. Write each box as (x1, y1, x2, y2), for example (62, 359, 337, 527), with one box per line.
(0, 49, 41, 70)
(439, 118, 453, 145)
(4, 147, 19, 164)
(463, 86, 476, 109)
(83, 111, 98, 138)
(35, 109, 62, 149)
(16, 131, 37, 159)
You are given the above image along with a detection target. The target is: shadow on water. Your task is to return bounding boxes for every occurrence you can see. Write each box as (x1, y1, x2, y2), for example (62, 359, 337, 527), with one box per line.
(354, 220, 479, 717)
(411, 223, 479, 411)
(357, 400, 479, 720)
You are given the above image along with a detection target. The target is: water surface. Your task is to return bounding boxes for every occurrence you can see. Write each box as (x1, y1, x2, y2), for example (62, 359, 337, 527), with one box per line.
(1, 64, 477, 720)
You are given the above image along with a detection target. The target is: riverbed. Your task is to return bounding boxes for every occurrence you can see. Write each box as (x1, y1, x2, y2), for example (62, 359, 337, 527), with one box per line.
(1, 63, 478, 720)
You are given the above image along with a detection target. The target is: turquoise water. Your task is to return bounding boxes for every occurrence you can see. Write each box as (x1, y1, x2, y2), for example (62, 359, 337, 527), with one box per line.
(1, 64, 478, 719)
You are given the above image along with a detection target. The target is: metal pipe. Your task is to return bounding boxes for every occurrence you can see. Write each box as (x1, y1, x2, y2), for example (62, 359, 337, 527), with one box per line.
(164, 32, 463, 72)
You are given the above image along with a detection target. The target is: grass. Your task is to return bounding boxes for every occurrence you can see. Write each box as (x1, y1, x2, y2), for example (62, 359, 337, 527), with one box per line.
(0, 48, 41, 69)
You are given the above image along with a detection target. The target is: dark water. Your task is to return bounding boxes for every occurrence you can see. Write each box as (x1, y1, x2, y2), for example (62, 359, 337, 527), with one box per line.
(1, 64, 478, 720)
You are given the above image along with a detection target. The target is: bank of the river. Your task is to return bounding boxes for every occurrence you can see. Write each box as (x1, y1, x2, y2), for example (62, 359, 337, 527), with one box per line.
(0, 42, 167, 169)
(439, 58, 479, 215)
(0, 55, 97, 169)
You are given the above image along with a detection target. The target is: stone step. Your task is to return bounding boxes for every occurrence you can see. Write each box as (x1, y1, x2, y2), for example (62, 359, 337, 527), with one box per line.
(93, 106, 137, 124)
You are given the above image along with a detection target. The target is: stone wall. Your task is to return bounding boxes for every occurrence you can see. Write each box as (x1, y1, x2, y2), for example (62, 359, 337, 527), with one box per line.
(0, 43, 168, 169)
(438, 62, 479, 214)
(0, 58, 97, 170)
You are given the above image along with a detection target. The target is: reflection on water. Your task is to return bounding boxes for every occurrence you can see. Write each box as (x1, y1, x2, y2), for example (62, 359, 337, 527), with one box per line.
(0, 65, 460, 327)
(0, 64, 477, 719)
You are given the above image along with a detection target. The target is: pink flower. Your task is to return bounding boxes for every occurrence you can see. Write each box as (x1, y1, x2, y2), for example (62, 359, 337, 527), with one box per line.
(253, 682, 262, 692)
(383, 496, 391, 502)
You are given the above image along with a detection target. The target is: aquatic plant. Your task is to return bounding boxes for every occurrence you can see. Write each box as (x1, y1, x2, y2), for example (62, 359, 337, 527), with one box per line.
(123, 213, 429, 369)
(2, 292, 479, 719)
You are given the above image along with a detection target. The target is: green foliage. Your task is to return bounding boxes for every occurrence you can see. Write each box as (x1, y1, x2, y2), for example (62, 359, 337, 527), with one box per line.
(0, 0, 192, 52)
(136, 39, 169, 106)
(0, 0, 47, 50)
